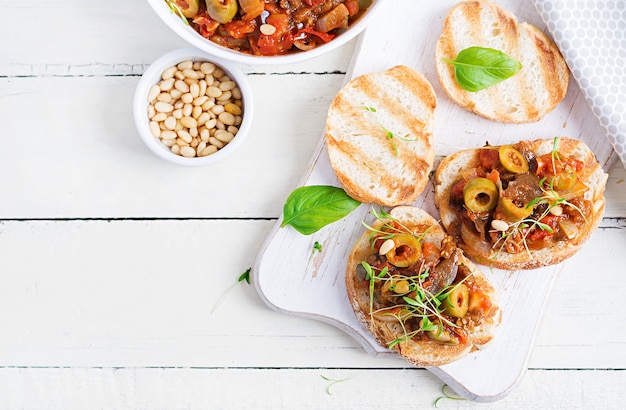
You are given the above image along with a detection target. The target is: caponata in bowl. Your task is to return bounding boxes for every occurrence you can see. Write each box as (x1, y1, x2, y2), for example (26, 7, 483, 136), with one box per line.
(149, 0, 380, 64)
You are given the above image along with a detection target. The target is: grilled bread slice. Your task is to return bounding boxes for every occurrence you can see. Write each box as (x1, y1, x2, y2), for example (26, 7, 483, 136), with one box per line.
(324, 65, 436, 207)
(346, 206, 501, 366)
(435, 0, 569, 123)
(434, 138, 608, 270)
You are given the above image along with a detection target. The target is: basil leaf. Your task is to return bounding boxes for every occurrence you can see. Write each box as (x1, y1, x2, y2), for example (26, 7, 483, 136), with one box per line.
(443, 46, 522, 92)
(281, 185, 361, 235)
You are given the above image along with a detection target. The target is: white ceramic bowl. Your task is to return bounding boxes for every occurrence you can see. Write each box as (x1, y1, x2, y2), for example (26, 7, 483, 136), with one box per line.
(146, 0, 382, 65)
(133, 47, 253, 166)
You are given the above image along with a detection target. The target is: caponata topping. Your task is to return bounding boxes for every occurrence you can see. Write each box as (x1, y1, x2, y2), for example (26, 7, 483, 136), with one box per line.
(463, 177, 499, 213)
(442, 284, 470, 318)
(498, 145, 529, 174)
(385, 234, 422, 268)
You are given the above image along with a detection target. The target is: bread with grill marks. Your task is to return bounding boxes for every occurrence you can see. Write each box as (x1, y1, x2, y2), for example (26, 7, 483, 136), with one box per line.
(324, 65, 436, 206)
(435, 0, 569, 123)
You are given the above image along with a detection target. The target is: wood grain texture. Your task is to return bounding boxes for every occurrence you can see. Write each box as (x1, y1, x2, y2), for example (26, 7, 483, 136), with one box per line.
(0, 0, 625, 407)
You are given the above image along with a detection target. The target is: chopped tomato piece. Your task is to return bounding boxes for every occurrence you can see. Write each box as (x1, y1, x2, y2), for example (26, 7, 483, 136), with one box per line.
(224, 19, 257, 39)
(295, 28, 335, 43)
(479, 148, 500, 170)
(344, 0, 361, 16)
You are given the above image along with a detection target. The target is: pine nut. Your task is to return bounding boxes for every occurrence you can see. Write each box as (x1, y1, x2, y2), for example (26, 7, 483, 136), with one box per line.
(149, 121, 161, 137)
(491, 219, 509, 232)
(180, 116, 197, 128)
(180, 146, 196, 158)
(152, 112, 167, 122)
(209, 137, 224, 148)
(159, 78, 175, 91)
(164, 116, 177, 130)
(148, 84, 161, 102)
(549, 205, 563, 216)
(146, 59, 244, 159)
(379, 239, 395, 255)
(154, 102, 173, 113)
(200, 145, 218, 157)
(260, 24, 276, 35)
(224, 103, 242, 116)
(206, 86, 222, 98)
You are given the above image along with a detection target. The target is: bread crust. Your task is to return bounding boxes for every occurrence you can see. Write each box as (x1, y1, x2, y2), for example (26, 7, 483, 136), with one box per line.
(324, 66, 436, 206)
(345, 206, 501, 366)
(435, 0, 569, 123)
(434, 138, 608, 270)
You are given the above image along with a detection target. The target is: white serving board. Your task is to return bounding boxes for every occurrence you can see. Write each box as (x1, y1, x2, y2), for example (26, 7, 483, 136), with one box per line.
(253, 0, 614, 402)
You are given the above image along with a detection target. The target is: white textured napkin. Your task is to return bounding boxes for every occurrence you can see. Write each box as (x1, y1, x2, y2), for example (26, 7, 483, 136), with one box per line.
(532, 0, 626, 168)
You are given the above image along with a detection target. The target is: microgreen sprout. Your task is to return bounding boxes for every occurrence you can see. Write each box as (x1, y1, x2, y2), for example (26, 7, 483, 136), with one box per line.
(360, 209, 471, 349)
(490, 176, 587, 259)
(362, 106, 415, 156)
(164, 0, 191, 25)
(313, 241, 323, 253)
(211, 267, 251, 314)
(320, 374, 351, 395)
(238, 267, 251, 284)
(551, 136, 562, 175)
(433, 384, 467, 407)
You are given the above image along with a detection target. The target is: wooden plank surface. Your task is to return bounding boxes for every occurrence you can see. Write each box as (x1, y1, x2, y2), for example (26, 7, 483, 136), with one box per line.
(0, 0, 625, 408)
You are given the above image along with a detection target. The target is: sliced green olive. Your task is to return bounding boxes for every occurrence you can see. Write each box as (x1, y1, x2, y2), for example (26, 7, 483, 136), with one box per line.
(500, 197, 533, 221)
(552, 171, 578, 191)
(385, 234, 422, 268)
(421, 319, 459, 345)
(206, 0, 238, 24)
(499, 145, 529, 174)
(442, 283, 469, 318)
(174, 0, 200, 18)
(463, 177, 499, 213)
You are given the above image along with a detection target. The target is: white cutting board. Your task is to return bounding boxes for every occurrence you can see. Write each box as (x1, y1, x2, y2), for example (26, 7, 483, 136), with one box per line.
(253, 0, 614, 402)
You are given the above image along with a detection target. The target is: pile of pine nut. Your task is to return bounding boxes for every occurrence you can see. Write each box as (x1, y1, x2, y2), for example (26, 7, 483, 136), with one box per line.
(146, 59, 244, 158)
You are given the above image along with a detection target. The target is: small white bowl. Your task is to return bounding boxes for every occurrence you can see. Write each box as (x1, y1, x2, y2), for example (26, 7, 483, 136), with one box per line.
(146, 0, 382, 65)
(133, 47, 253, 166)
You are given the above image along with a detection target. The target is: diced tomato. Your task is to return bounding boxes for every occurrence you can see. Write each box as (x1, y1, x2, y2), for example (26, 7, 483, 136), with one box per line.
(527, 214, 559, 242)
(344, 0, 361, 16)
(295, 28, 335, 43)
(479, 148, 500, 170)
(536, 153, 584, 177)
(224, 19, 257, 39)
(192, 13, 220, 38)
(257, 13, 294, 56)
(422, 242, 440, 266)
(486, 168, 500, 184)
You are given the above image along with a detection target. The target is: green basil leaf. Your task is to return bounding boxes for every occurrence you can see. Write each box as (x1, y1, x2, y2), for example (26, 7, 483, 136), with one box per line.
(281, 185, 361, 235)
(444, 46, 522, 92)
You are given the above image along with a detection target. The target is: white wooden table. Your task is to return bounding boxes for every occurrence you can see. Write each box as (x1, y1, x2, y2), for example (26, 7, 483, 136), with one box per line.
(1, 1, 625, 408)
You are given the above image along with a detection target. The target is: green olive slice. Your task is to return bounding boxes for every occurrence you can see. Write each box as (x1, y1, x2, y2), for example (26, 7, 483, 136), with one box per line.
(174, 0, 200, 18)
(206, 0, 238, 24)
(385, 234, 422, 268)
(463, 177, 499, 213)
(500, 197, 533, 221)
(499, 145, 529, 174)
(552, 171, 578, 191)
(442, 283, 469, 318)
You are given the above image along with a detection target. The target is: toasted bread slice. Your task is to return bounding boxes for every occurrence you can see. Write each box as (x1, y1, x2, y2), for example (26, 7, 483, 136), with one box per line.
(434, 138, 608, 270)
(346, 206, 501, 367)
(435, 0, 569, 123)
(324, 65, 436, 206)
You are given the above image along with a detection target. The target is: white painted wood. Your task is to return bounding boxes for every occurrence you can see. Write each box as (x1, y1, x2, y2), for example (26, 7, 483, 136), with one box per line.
(0, 0, 625, 407)
(0, 367, 624, 409)
(254, 0, 621, 402)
